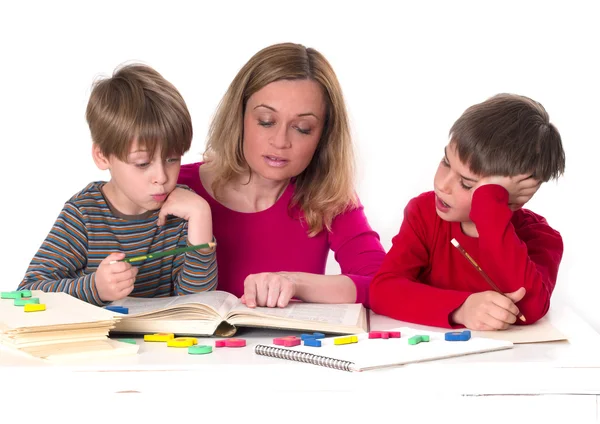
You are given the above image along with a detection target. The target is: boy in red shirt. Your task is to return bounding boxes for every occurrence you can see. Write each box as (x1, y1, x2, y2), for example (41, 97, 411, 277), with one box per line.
(370, 94, 565, 330)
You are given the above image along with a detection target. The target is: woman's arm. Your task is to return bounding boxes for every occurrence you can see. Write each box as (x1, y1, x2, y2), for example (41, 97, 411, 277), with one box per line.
(327, 198, 386, 306)
(242, 197, 385, 308)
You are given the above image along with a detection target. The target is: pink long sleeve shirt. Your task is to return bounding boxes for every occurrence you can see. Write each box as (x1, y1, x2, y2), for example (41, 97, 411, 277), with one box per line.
(178, 162, 386, 306)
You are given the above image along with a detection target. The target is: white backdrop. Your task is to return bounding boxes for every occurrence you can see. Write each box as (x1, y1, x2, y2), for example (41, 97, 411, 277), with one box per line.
(1, 1, 598, 329)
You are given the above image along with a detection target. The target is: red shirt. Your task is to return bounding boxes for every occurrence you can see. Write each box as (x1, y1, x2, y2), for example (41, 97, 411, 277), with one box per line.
(178, 162, 386, 306)
(369, 185, 563, 327)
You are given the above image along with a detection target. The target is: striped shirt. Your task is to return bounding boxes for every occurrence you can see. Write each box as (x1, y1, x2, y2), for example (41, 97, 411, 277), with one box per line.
(19, 182, 217, 305)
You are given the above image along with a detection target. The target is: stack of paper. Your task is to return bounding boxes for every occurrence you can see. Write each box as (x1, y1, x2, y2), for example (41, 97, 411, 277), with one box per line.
(0, 290, 138, 362)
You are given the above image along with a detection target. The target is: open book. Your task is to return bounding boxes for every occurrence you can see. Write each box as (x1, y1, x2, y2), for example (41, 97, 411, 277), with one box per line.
(109, 291, 368, 337)
(254, 327, 514, 372)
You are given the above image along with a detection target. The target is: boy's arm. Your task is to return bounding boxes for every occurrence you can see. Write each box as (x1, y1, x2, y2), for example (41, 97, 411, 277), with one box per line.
(369, 197, 471, 328)
(170, 232, 218, 295)
(471, 185, 563, 324)
(18, 203, 105, 306)
(164, 190, 217, 294)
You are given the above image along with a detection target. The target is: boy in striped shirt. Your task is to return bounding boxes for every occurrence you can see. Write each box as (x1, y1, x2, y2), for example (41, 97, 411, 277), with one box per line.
(19, 64, 217, 305)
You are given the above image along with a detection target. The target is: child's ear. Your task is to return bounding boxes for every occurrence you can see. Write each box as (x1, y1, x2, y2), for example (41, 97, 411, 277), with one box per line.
(92, 144, 111, 170)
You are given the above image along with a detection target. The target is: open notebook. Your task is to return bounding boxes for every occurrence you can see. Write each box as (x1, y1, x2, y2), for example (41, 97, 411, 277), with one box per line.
(0, 291, 138, 362)
(254, 327, 513, 372)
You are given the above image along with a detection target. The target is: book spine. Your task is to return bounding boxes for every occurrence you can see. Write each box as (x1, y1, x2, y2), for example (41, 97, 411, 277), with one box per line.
(254, 344, 355, 372)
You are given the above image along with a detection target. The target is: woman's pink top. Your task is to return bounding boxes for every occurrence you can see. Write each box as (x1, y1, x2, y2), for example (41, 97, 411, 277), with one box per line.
(178, 162, 386, 306)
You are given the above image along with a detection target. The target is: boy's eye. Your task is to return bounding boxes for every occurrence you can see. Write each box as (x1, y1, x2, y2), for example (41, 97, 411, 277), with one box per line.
(166, 157, 181, 164)
(459, 180, 473, 190)
(135, 162, 150, 169)
(258, 120, 274, 128)
(441, 158, 450, 167)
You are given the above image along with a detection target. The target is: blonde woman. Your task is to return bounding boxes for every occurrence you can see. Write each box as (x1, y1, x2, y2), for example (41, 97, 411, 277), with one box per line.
(179, 42, 385, 308)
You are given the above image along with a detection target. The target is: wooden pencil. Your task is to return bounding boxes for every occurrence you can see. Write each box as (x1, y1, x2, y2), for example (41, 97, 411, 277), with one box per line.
(110, 242, 216, 264)
(451, 238, 526, 322)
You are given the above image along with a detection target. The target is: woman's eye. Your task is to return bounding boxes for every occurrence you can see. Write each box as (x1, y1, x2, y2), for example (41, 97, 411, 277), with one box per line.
(296, 127, 311, 135)
(258, 120, 274, 128)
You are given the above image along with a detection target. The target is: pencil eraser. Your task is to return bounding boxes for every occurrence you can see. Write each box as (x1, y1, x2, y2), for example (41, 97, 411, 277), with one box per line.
(301, 333, 316, 340)
(14, 297, 40, 306)
(144, 333, 174, 342)
(1, 291, 23, 299)
(369, 331, 382, 339)
(24, 303, 46, 312)
(282, 338, 301, 347)
(445, 330, 471, 341)
(273, 336, 298, 346)
(303, 338, 322, 347)
(105, 305, 129, 314)
(189, 345, 213, 355)
(225, 338, 246, 348)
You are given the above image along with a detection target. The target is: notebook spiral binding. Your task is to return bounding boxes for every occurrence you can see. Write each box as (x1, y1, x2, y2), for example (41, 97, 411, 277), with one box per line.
(254, 344, 354, 372)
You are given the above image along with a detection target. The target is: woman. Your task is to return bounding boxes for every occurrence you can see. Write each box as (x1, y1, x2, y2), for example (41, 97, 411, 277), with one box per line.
(179, 42, 385, 308)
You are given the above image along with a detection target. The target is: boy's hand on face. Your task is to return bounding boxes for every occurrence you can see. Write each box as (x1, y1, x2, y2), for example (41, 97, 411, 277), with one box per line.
(157, 187, 210, 226)
(474, 174, 541, 211)
(95, 253, 138, 302)
(158, 187, 213, 246)
(451, 287, 526, 331)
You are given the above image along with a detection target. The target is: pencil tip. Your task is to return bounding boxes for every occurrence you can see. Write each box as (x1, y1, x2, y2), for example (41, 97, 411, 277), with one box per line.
(519, 315, 527, 322)
(451, 238, 459, 247)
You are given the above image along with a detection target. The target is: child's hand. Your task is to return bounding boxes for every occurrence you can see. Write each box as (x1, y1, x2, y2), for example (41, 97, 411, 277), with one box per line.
(157, 187, 210, 225)
(475, 174, 541, 210)
(157, 188, 213, 246)
(451, 287, 526, 330)
(241, 272, 297, 308)
(95, 253, 138, 302)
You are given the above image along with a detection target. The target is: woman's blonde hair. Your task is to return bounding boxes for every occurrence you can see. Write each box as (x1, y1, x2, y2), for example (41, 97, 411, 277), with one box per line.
(205, 42, 356, 236)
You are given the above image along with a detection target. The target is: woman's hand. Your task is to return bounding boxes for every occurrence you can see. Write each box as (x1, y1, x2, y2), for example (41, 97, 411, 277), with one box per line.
(241, 272, 297, 308)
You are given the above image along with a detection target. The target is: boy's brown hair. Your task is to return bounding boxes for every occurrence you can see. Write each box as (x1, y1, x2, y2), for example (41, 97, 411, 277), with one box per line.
(450, 93, 565, 182)
(86, 64, 192, 161)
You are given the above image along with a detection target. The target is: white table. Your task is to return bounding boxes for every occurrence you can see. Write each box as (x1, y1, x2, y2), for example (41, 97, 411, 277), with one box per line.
(2, 301, 600, 423)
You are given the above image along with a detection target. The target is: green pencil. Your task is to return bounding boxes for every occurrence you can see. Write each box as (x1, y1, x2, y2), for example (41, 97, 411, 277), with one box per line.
(110, 242, 216, 264)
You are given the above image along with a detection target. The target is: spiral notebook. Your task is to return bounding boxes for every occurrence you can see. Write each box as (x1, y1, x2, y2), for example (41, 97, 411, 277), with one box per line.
(254, 327, 513, 372)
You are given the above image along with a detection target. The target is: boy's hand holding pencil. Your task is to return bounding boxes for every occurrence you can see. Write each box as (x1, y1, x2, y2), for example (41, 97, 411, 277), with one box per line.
(100, 241, 216, 301)
(96, 253, 138, 302)
(450, 287, 526, 331)
(450, 238, 527, 330)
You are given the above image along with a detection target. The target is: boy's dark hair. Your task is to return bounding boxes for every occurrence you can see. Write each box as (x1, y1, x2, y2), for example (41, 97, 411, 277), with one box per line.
(450, 93, 565, 181)
(86, 63, 192, 161)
